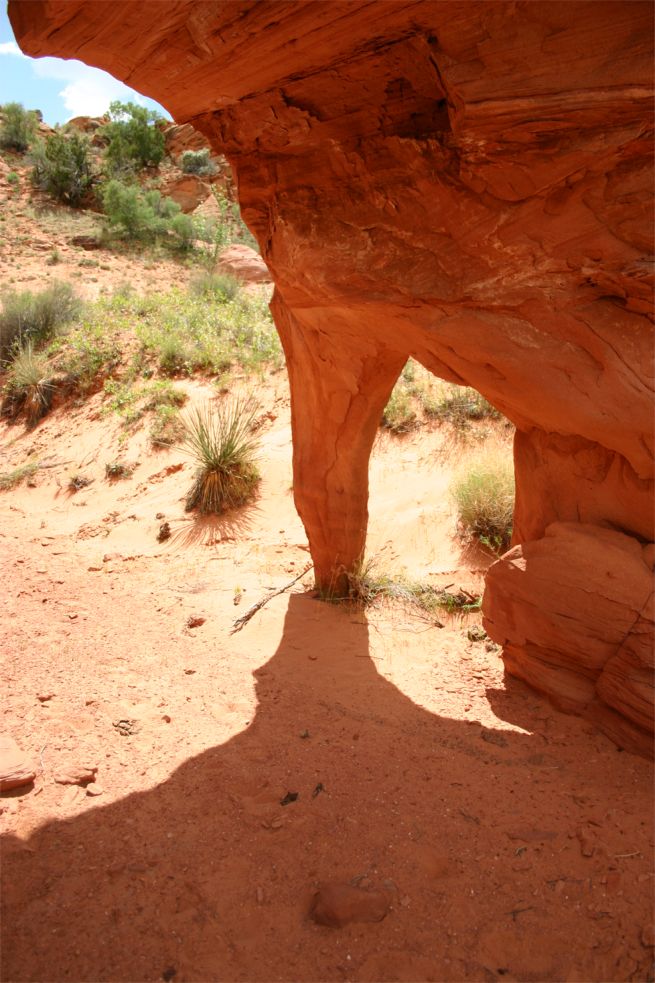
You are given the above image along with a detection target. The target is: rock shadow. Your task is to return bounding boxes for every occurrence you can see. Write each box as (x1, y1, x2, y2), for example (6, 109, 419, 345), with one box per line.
(2, 595, 652, 982)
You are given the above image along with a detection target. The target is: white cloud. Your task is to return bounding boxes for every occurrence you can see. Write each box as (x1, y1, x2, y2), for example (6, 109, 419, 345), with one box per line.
(0, 40, 27, 57)
(31, 56, 148, 118)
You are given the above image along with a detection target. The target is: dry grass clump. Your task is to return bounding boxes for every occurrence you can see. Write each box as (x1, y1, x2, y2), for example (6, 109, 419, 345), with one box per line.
(0, 458, 39, 490)
(450, 440, 514, 552)
(181, 396, 260, 514)
(2, 343, 54, 425)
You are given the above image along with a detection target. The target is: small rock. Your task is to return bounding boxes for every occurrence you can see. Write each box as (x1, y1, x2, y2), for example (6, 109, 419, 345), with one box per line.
(157, 522, 171, 543)
(162, 714, 172, 723)
(310, 882, 389, 928)
(186, 615, 206, 629)
(54, 763, 98, 786)
(467, 624, 487, 642)
(86, 783, 104, 796)
(155, 512, 165, 520)
(0, 735, 36, 791)
(36, 693, 54, 703)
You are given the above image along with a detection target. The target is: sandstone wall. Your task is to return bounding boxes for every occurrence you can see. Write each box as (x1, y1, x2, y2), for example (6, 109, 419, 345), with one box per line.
(10, 0, 653, 752)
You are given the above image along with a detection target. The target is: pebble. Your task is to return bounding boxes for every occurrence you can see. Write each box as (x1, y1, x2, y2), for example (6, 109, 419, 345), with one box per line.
(186, 615, 206, 629)
(36, 693, 55, 702)
(86, 783, 104, 797)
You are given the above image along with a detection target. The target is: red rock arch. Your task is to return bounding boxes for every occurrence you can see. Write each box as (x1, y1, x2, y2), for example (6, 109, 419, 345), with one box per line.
(10, 0, 653, 754)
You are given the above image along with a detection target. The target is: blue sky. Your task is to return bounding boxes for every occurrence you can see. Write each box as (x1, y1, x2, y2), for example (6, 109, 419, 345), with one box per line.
(0, 6, 170, 125)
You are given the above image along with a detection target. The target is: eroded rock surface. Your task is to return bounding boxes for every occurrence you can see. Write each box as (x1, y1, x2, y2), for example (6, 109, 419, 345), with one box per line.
(483, 524, 654, 757)
(9, 1, 654, 749)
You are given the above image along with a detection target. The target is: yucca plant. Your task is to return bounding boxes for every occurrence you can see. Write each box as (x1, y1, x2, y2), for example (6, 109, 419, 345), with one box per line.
(181, 397, 261, 514)
(4, 343, 54, 425)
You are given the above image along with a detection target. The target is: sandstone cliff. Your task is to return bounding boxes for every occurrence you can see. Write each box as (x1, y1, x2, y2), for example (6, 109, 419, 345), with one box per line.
(10, 0, 654, 753)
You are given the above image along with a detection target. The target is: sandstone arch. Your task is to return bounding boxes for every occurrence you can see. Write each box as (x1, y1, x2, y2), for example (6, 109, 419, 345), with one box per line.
(10, 0, 654, 754)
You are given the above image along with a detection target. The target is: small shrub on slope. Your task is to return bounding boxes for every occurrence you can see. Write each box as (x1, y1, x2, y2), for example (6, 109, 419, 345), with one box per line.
(0, 283, 80, 363)
(450, 444, 514, 552)
(102, 101, 165, 174)
(181, 397, 260, 514)
(31, 130, 93, 205)
(0, 102, 38, 152)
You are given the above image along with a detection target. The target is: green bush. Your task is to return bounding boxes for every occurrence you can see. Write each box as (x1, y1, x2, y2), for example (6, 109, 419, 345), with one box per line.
(0, 282, 80, 363)
(102, 101, 165, 174)
(181, 397, 260, 514)
(31, 130, 93, 205)
(102, 179, 194, 249)
(450, 445, 514, 552)
(0, 102, 38, 152)
(180, 148, 215, 175)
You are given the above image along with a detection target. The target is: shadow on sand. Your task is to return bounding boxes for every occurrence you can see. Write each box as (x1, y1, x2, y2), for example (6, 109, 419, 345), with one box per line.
(1, 594, 652, 982)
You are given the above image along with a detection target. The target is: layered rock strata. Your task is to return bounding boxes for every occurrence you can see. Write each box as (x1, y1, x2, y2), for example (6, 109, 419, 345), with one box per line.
(10, 1, 654, 751)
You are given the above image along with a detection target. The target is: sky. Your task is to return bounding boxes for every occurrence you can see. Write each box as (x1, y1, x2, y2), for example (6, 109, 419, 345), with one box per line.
(0, 5, 170, 125)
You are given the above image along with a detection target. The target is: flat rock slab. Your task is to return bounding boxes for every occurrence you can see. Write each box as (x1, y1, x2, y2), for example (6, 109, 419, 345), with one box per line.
(309, 882, 389, 928)
(54, 763, 98, 786)
(0, 735, 36, 791)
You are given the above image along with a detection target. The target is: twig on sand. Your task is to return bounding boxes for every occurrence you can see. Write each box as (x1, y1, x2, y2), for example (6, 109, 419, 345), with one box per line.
(230, 564, 313, 634)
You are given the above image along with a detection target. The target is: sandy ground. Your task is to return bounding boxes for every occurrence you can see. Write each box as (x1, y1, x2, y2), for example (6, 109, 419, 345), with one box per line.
(1, 377, 653, 983)
(1, 154, 654, 983)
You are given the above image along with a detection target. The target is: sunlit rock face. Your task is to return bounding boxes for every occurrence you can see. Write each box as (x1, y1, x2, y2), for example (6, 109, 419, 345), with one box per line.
(11, 1, 653, 753)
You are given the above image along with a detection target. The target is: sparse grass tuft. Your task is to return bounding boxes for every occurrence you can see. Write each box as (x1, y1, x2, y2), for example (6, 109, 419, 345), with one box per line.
(149, 404, 186, 447)
(105, 460, 136, 480)
(0, 459, 39, 490)
(450, 443, 514, 552)
(181, 397, 260, 514)
(344, 557, 481, 618)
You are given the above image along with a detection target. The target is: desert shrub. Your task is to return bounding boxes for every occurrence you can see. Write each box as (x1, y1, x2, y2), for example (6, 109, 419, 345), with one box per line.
(3, 343, 54, 425)
(150, 404, 186, 447)
(189, 271, 240, 302)
(102, 101, 165, 174)
(0, 282, 80, 362)
(450, 446, 514, 552)
(102, 179, 194, 248)
(381, 385, 418, 433)
(0, 102, 38, 152)
(181, 397, 260, 514)
(422, 384, 499, 427)
(7, 171, 19, 186)
(31, 130, 93, 205)
(180, 148, 215, 175)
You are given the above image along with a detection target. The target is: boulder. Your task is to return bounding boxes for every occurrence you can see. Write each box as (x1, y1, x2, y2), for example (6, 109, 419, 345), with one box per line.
(216, 245, 270, 284)
(0, 735, 35, 791)
(483, 523, 654, 756)
(158, 173, 211, 213)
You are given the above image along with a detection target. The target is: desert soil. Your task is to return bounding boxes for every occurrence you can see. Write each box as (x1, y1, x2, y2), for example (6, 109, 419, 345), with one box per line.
(1, 162, 653, 983)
